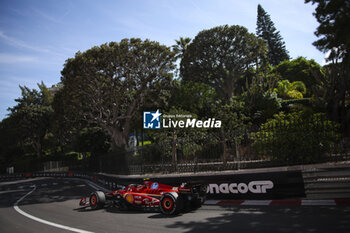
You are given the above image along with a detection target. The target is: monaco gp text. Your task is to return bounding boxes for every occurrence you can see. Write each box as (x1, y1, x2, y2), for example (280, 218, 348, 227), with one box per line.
(207, 181, 274, 194)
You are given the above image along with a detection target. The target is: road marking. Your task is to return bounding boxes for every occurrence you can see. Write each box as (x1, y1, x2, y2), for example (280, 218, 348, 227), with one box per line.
(217, 200, 245, 205)
(13, 185, 95, 233)
(301, 200, 336, 206)
(205, 200, 220, 205)
(241, 200, 272, 206)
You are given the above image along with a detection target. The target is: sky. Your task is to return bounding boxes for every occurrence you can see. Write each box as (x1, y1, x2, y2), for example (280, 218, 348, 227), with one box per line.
(0, 0, 324, 120)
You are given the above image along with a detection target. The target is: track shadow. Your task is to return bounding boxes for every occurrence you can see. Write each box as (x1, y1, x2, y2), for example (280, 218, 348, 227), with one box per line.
(101, 202, 191, 218)
(165, 205, 350, 233)
(104, 204, 160, 215)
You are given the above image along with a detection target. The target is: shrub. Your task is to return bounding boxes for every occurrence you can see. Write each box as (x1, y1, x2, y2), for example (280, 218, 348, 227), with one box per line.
(251, 112, 340, 163)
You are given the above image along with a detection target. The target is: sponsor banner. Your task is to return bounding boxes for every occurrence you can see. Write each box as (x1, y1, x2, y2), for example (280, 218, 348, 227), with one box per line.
(210, 171, 306, 199)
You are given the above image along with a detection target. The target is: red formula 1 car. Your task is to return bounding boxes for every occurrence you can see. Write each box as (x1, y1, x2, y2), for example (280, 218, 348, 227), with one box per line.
(79, 180, 207, 215)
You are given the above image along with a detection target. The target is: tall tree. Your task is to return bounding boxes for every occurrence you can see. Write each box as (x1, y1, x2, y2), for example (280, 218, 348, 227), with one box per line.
(181, 25, 268, 102)
(172, 37, 192, 60)
(172, 37, 192, 78)
(0, 116, 23, 172)
(256, 4, 290, 66)
(306, 0, 350, 134)
(60, 38, 175, 149)
(312, 63, 350, 134)
(181, 25, 267, 165)
(8, 83, 53, 158)
(305, 0, 350, 61)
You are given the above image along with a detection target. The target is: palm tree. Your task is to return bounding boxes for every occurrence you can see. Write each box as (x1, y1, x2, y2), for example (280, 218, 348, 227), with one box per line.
(172, 37, 191, 60)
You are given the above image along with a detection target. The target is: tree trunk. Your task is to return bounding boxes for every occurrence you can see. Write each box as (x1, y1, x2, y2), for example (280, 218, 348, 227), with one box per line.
(107, 126, 128, 150)
(33, 138, 42, 158)
(224, 76, 235, 101)
(105, 126, 129, 174)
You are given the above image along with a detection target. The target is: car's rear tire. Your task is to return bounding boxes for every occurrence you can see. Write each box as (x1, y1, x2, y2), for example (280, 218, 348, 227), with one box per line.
(159, 193, 182, 215)
(89, 191, 105, 210)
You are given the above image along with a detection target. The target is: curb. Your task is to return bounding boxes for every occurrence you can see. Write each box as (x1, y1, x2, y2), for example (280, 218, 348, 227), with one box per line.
(205, 199, 350, 206)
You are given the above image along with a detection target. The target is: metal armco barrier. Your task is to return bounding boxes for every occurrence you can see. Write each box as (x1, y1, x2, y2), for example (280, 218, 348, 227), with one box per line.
(92, 171, 305, 200)
(2, 166, 350, 200)
(303, 167, 350, 199)
(0, 170, 306, 200)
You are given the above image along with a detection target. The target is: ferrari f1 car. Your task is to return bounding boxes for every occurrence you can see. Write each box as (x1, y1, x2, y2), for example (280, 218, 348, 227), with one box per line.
(79, 180, 207, 215)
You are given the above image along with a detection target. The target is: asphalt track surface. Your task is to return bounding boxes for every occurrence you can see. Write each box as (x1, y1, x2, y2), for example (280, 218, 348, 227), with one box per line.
(1, 178, 350, 233)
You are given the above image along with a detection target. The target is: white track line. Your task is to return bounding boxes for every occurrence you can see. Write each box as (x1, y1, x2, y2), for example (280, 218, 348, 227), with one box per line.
(205, 200, 220, 205)
(13, 185, 95, 233)
(301, 200, 336, 206)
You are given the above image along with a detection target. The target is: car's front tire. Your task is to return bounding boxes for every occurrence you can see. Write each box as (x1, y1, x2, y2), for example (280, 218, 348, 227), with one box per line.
(89, 191, 106, 210)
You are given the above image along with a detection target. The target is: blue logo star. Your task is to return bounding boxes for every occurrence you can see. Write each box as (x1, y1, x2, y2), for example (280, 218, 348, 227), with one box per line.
(143, 110, 162, 129)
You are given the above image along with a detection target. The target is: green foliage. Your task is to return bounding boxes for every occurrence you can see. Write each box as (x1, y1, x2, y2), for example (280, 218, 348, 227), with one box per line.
(135, 144, 163, 163)
(172, 37, 192, 61)
(181, 25, 268, 101)
(245, 91, 282, 124)
(60, 38, 176, 148)
(2, 15, 349, 173)
(274, 57, 323, 93)
(273, 80, 306, 99)
(74, 127, 110, 156)
(0, 116, 24, 171)
(256, 4, 290, 66)
(51, 88, 81, 151)
(241, 71, 281, 123)
(211, 98, 250, 131)
(251, 111, 340, 163)
(148, 107, 207, 162)
(312, 62, 350, 134)
(9, 82, 52, 112)
(305, 0, 350, 60)
(305, 0, 350, 135)
(170, 81, 217, 118)
(7, 83, 54, 158)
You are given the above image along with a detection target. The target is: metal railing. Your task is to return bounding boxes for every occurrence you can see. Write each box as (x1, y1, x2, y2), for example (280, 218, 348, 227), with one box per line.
(10, 119, 350, 175)
(119, 122, 350, 174)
